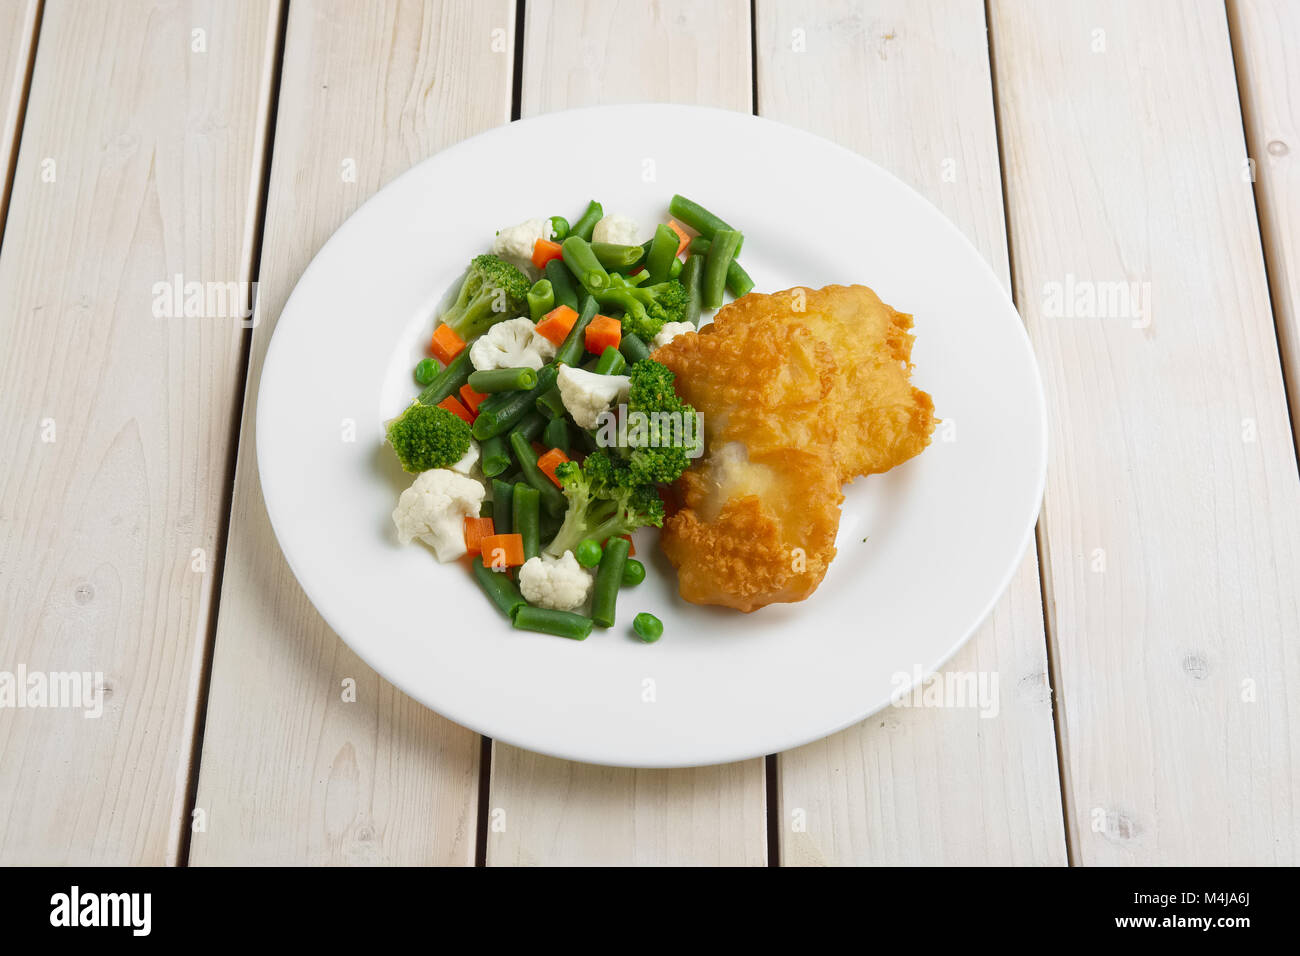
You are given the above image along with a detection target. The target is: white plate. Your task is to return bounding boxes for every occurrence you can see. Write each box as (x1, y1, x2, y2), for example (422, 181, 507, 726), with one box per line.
(257, 104, 1046, 768)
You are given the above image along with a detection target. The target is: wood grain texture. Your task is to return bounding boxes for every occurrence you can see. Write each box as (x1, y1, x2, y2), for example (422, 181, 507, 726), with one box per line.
(990, 0, 1300, 864)
(0, 0, 280, 864)
(755, 0, 1066, 866)
(0, 0, 39, 236)
(188, 0, 515, 866)
(486, 0, 767, 867)
(1230, 0, 1300, 454)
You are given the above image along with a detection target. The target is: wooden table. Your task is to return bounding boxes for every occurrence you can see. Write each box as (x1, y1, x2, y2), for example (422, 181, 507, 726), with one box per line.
(1, 0, 1296, 866)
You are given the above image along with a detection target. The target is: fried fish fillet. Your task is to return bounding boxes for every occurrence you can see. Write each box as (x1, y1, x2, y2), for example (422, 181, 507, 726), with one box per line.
(717, 285, 936, 482)
(653, 285, 935, 613)
(654, 321, 843, 612)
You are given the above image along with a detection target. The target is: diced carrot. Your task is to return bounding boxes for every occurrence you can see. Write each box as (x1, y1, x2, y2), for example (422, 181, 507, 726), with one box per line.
(531, 238, 564, 270)
(459, 383, 488, 414)
(584, 314, 621, 354)
(430, 323, 465, 364)
(537, 448, 570, 487)
(463, 516, 495, 554)
(437, 395, 474, 425)
(667, 219, 692, 257)
(480, 533, 525, 568)
(534, 304, 578, 345)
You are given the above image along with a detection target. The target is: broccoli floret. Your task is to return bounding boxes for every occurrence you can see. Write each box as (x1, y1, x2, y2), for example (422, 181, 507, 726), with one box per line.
(592, 279, 688, 341)
(545, 451, 665, 557)
(386, 403, 471, 473)
(441, 254, 531, 341)
(616, 359, 699, 486)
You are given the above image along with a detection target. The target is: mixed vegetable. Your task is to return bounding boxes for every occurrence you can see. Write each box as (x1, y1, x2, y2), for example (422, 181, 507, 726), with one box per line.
(387, 195, 753, 641)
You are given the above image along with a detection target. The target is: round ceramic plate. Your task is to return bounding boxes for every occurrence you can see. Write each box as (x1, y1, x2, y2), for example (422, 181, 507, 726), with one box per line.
(257, 104, 1046, 768)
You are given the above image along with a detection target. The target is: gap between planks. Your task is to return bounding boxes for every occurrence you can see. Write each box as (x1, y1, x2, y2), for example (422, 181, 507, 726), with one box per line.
(0, 0, 42, 257)
(178, 0, 290, 866)
(982, 0, 1075, 868)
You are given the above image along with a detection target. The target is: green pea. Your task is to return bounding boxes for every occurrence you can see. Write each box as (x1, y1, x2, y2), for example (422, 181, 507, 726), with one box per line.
(633, 612, 663, 643)
(622, 559, 645, 587)
(414, 357, 438, 386)
(548, 215, 570, 241)
(575, 538, 602, 568)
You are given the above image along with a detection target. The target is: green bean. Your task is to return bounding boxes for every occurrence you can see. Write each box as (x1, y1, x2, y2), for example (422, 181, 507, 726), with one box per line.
(527, 279, 554, 322)
(685, 237, 754, 298)
(472, 365, 558, 439)
(680, 253, 705, 327)
(508, 431, 568, 517)
(472, 556, 527, 619)
(591, 536, 630, 628)
(726, 260, 755, 298)
(590, 242, 645, 271)
(513, 605, 592, 640)
(593, 346, 626, 376)
(561, 236, 610, 291)
(539, 507, 563, 543)
(416, 349, 472, 405)
(554, 296, 599, 367)
(702, 228, 742, 311)
(468, 366, 538, 393)
(509, 410, 546, 447)
(491, 479, 514, 534)
(570, 200, 603, 242)
(481, 435, 512, 477)
(548, 215, 570, 241)
(619, 332, 651, 365)
(479, 500, 494, 519)
(644, 223, 679, 283)
(669, 194, 743, 253)
(542, 416, 570, 453)
(544, 259, 580, 312)
(512, 483, 541, 559)
(414, 357, 438, 386)
(535, 386, 567, 419)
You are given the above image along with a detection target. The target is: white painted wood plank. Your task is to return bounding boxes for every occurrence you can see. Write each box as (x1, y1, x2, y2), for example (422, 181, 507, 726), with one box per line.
(0, 0, 280, 864)
(990, 0, 1300, 864)
(0, 0, 39, 235)
(1231, 0, 1300, 454)
(189, 0, 515, 866)
(486, 0, 768, 867)
(756, 0, 1066, 866)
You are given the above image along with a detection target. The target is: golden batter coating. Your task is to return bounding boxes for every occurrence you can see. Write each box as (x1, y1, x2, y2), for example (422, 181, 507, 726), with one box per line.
(652, 284, 935, 613)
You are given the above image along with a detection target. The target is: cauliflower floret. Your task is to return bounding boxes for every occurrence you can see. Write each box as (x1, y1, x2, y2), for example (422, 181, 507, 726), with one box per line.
(591, 214, 639, 246)
(652, 321, 695, 350)
(518, 551, 593, 611)
(492, 218, 548, 274)
(557, 365, 631, 429)
(469, 316, 557, 371)
(392, 469, 485, 562)
(449, 440, 480, 476)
